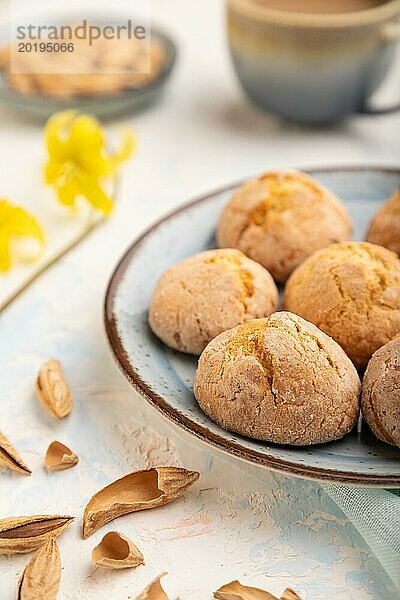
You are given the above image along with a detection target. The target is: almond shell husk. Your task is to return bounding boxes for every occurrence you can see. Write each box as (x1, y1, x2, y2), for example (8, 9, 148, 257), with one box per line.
(214, 581, 301, 600)
(82, 466, 199, 538)
(135, 572, 169, 600)
(17, 538, 61, 599)
(91, 531, 144, 569)
(0, 431, 31, 475)
(44, 441, 79, 472)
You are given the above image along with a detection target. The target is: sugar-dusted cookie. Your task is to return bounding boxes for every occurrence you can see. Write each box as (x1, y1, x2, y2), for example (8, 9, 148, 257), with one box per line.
(194, 312, 360, 446)
(149, 249, 279, 355)
(217, 171, 352, 282)
(362, 336, 400, 447)
(284, 241, 400, 368)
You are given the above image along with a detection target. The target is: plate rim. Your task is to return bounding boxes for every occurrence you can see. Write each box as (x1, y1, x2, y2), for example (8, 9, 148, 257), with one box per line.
(104, 165, 400, 487)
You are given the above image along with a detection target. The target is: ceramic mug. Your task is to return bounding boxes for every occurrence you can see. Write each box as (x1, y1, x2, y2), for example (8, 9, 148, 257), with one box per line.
(227, 0, 400, 122)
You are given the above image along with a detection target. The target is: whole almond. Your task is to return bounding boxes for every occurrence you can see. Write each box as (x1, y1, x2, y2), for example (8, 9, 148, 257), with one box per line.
(0, 514, 74, 554)
(36, 360, 72, 418)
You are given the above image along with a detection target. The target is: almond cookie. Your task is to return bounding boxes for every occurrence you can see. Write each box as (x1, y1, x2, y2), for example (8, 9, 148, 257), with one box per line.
(194, 312, 360, 446)
(361, 336, 400, 447)
(148, 249, 279, 355)
(366, 188, 400, 256)
(1, 33, 166, 99)
(217, 171, 352, 282)
(284, 241, 400, 368)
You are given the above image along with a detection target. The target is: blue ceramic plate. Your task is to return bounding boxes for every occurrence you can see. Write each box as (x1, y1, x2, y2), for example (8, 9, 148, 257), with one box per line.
(105, 167, 400, 486)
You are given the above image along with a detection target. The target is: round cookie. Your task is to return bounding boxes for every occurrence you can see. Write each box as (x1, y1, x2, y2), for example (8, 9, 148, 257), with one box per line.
(217, 170, 352, 282)
(361, 336, 400, 447)
(366, 188, 400, 256)
(194, 312, 360, 446)
(284, 242, 400, 369)
(148, 248, 279, 355)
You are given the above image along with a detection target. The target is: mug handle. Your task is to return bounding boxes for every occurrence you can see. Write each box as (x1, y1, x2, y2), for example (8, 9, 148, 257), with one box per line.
(358, 22, 400, 115)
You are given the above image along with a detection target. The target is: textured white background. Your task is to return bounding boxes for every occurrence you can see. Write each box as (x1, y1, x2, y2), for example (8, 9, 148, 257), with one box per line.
(0, 1, 400, 598)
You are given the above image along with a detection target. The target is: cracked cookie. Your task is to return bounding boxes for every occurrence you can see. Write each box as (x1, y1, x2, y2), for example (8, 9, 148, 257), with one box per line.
(366, 188, 400, 256)
(148, 249, 279, 355)
(284, 241, 400, 368)
(217, 171, 352, 283)
(194, 311, 360, 445)
(361, 336, 400, 447)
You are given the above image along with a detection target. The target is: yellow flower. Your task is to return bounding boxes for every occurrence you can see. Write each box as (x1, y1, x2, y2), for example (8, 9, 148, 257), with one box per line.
(0, 200, 45, 272)
(44, 111, 134, 215)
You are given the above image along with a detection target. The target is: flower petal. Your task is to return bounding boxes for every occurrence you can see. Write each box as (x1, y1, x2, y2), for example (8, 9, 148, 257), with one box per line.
(7, 207, 45, 243)
(0, 234, 11, 271)
(79, 177, 114, 215)
(44, 111, 134, 217)
(44, 110, 76, 160)
(56, 181, 79, 207)
(69, 114, 105, 153)
(0, 200, 45, 272)
(113, 128, 135, 163)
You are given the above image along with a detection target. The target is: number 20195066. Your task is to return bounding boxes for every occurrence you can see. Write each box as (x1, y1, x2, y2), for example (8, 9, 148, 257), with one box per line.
(18, 42, 75, 53)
